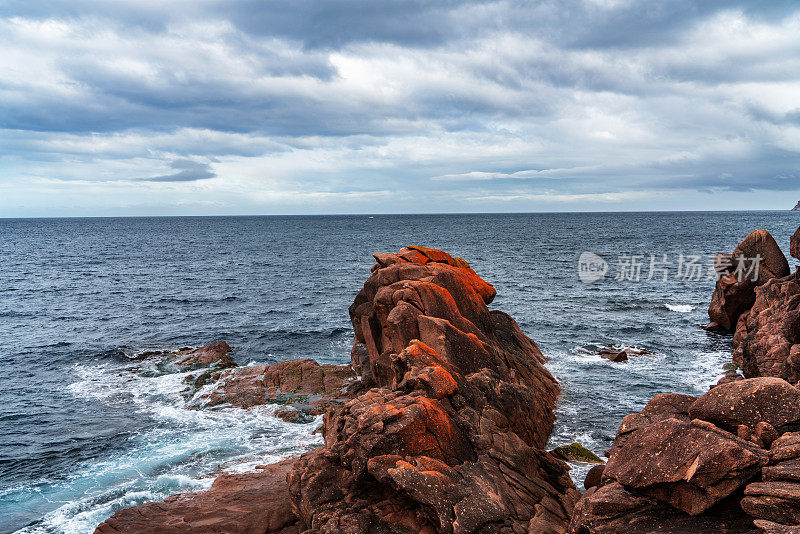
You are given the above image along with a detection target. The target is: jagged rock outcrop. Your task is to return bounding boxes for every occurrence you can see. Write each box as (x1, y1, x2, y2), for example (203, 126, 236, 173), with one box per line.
(721, 226, 800, 384)
(708, 229, 789, 331)
(688, 378, 800, 434)
(96, 459, 300, 534)
(288, 246, 579, 533)
(571, 379, 800, 533)
(573, 226, 800, 533)
(733, 274, 800, 382)
(95, 247, 576, 534)
(569, 383, 776, 532)
(791, 227, 800, 261)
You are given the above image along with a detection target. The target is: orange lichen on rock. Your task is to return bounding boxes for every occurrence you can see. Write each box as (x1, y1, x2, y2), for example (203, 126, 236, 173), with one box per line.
(288, 247, 577, 533)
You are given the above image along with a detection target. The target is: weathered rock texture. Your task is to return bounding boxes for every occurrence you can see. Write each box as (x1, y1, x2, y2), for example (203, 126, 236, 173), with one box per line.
(573, 225, 800, 534)
(569, 385, 773, 532)
(288, 246, 579, 533)
(708, 229, 789, 331)
(96, 247, 576, 534)
(96, 459, 300, 534)
(197, 358, 356, 421)
(733, 273, 800, 382)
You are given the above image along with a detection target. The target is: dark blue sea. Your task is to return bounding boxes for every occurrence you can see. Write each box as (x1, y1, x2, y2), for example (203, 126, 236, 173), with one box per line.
(2, 212, 799, 534)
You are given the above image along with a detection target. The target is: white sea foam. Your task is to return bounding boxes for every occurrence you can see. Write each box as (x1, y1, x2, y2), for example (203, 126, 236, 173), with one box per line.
(665, 303, 694, 313)
(20, 360, 323, 533)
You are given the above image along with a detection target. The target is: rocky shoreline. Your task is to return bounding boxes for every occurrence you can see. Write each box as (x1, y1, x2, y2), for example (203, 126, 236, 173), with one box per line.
(96, 231, 800, 533)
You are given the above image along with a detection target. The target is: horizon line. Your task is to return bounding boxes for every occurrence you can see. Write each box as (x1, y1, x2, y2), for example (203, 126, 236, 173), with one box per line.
(2, 208, 799, 220)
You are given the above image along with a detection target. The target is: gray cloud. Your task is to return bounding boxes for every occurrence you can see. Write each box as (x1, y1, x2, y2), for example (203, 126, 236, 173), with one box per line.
(145, 160, 216, 182)
(1, 0, 799, 215)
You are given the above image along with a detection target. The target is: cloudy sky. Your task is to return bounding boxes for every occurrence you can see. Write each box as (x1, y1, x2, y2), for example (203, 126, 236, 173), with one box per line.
(2, 0, 800, 216)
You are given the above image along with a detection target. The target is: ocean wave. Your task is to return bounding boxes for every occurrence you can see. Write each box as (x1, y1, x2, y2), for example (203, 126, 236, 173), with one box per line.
(9, 359, 323, 533)
(665, 303, 695, 313)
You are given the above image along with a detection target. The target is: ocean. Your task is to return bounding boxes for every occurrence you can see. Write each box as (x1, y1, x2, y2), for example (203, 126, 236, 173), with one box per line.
(2, 212, 798, 534)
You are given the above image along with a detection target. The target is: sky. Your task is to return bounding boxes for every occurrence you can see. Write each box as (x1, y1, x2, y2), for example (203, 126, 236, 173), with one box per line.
(1, 0, 800, 217)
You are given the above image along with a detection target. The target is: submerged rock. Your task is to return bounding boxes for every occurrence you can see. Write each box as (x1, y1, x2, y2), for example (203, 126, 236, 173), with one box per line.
(551, 443, 605, 464)
(598, 349, 628, 362)
(593, 345, 652, 363)
(172, 341, 236, 368)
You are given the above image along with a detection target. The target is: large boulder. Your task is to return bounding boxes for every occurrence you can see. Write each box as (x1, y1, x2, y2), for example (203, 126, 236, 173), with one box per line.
(688, 378, 800, 434)
(94, 458, 299, 534)
(602, 417, 767, 515)
(570, 390, 770, 531)
(569, 482, 758, 533)
(708, 229, 789, 331)
(288, 247, 578, 533)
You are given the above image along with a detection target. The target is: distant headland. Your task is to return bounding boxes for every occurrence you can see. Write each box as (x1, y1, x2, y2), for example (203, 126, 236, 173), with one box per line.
(794, 201, 800, 211)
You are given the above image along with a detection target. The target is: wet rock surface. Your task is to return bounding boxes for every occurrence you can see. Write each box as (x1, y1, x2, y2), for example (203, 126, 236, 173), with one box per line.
(197, 358, 357, 421)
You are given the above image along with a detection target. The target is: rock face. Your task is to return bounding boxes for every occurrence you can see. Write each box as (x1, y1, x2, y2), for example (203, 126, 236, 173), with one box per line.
(95, 459, 300, 534)
(708, 229, 789, 331)
(288, 246, 579, 533)
(688, 378, 800, 433)
(197, 358, 356, 421)
(568, 379, 800, 532)
(791, 227, 800, 261)
(93, 247, 575, 534)
(741, 432, 800, 528)
(573, 223, 800, 534)
(733, 274, 800, 382)
(793, 201, 800, 212)
(571, 481, 758, 534)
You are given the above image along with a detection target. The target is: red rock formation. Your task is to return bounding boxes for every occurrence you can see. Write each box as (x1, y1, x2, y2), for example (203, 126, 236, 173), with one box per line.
(288, 247, 578, 533)
(173, 341, 236, 368)
(791, 227, 800, 263)
(569, 377, 800, 533)
(95, 459, 299, 534)
(708, 229, 789, 331)
(570, 226, 800, 532)
(733, 274, 800, 382)
(688, 378, 800, 433)
(94, 247, 574, 534)
(198, 358, 356, 420)
(570, 481, 758, 533)
(569, 386, 768, 532)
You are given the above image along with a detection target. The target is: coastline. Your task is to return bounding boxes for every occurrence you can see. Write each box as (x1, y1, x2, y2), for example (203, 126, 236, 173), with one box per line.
(96, 225, 800, 533)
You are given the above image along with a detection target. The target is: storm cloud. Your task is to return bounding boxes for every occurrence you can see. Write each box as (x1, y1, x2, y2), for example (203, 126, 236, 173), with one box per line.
(1, 1, 799, 216)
